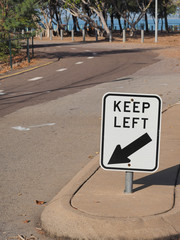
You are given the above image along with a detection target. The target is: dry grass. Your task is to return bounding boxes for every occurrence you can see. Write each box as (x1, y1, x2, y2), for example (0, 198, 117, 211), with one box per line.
(122, 32, 180, 60)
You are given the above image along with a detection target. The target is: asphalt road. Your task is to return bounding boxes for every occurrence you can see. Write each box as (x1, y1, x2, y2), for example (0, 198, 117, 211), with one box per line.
(0, 41, 157, 117)
(0, 40, 179, 240)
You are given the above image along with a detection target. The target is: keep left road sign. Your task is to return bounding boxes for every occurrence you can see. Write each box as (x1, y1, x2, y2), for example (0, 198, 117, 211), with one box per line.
(100, 92, 162, 172)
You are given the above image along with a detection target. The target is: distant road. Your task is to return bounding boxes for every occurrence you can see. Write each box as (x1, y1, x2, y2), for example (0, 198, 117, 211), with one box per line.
(0, 41, 158, 117)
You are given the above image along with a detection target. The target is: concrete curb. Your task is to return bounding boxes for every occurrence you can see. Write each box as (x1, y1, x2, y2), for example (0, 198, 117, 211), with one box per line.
(41, 102, 180, 240)
(41, 154, 180, 240)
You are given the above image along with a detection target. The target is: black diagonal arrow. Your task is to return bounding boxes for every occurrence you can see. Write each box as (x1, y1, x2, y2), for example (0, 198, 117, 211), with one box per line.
(108, 133, 152, 164)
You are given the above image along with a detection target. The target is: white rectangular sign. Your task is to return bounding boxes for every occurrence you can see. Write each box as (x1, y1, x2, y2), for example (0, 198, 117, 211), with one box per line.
(100, 93, 162, 172)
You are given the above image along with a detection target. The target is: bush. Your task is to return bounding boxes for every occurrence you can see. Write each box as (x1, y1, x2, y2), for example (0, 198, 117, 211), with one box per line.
(0, 36, 24, 63)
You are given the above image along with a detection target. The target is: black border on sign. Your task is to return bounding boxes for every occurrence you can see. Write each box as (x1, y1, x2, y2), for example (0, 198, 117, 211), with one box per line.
(100, 92, 162, 172)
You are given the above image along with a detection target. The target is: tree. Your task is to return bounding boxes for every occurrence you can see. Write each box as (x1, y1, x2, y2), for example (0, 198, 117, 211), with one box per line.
(161, 0, 177, 32)
(61, 0, 111, 36)
(0, 0, 39, 61)
(112, 0, 153, 34)
(38, 0, 58, 37)
(148, 0, 177, 32)
(0, 0, 39, 33)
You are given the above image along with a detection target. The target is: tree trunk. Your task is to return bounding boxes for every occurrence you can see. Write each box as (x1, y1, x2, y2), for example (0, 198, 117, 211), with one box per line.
(72, 15, 78, 32)
(117, 15, 122, 33)
(111, 13, 114, 30)
(145, 13, 149, 33)
(161, 18, 163, 32)
(98, 11, 110, 36)
(55, 12, 61, 36)
(164, 7, 169, 32)
(124, 19, 126, 29)
(46, 26, 50, 38)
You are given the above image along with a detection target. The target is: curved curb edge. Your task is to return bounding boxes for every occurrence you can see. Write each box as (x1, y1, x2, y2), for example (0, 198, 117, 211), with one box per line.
(0, 61, 55, 80)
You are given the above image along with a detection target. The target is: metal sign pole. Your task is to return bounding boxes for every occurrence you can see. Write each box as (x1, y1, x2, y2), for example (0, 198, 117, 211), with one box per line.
(155, 0, 158, 43)
(124, 172, 133, 193)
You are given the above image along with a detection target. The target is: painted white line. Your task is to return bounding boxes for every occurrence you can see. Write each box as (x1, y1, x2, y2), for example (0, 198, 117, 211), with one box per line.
(23, 92, 33, 95)
(29, 123, 55, 128)
(12, 123, 56, 131)
(75, 61, 83, 65)
(8, 92, 33, 96)
(12, 126, 30, 131)
(87, 56, 94, 59)
(0, 90, 5, 95)
(56, 68, 67, 72)
(159, 83, 168, 86)
(28, 77, 43, 81)
(71, 48, 76, 50)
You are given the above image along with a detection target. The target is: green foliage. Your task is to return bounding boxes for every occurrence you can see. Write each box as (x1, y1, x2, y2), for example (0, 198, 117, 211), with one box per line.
(0, 38, 9, 62)
(0, 0, 39, 62)
(0, 0, 39, 32)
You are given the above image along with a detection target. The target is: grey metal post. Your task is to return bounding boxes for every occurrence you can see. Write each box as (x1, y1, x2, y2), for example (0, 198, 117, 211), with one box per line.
(40, 32, 42, 40)
(50, 30, 52, 40)
(124, 172, 133, 193)
(9, 36, 12, 70)
(83, 29, 85, 42)
(72, 30, 74, 41)
(22, 30, 24, 35)
(27, 38, 30, 63)
(155, 0, 158, 43)
(95, 29, 98, 41)
(61, 29, 63, 40)
(109, 31, 112, 42)
(32, 36, 34, 58)
(123, 29, 126, 43)
(141, 29, 144, 43)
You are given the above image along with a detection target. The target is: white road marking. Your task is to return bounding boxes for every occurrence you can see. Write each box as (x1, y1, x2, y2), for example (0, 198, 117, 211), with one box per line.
(12, 123, 56, 131)
(28, 77, 43, 81)
(159, 83, 168, 86)
(71, 48, 76, 50)
(0, 90, 5, 95)
(23, 92, 34, 95)
(12, 126, 31, 131)
(56, 68, 67, 72)
(75, 62, 83, 65)
(87, 56, 94, 59)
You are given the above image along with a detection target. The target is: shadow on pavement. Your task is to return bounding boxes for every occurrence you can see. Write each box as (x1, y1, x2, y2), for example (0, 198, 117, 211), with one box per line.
(133, 164, 180, 192)
(34, 47, 160, 61)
